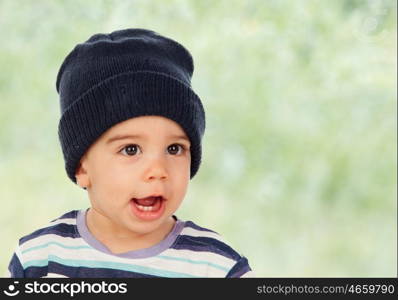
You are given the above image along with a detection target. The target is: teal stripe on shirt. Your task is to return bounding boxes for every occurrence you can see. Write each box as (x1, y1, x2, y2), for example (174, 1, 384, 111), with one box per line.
(157, 255, 230, 272)
(23, 255, 198, 278)
(21, 241, 92, 254)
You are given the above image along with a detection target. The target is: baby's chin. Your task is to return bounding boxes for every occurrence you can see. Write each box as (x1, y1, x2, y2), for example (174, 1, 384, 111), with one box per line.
(124, 214, 175, 235)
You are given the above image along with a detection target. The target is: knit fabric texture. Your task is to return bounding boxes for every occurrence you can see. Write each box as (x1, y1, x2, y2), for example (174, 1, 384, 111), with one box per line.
(56, 28, 206, 184)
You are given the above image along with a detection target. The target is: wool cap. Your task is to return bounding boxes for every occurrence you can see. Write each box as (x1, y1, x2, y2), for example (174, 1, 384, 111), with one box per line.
(56, 28, 206, 184)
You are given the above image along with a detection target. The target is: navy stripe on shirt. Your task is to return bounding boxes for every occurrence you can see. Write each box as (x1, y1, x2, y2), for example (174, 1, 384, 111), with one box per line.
(171, 235, 242, 261)
(24, 262, 160, 278)
(50, 210, 79, 222)
(225, 257, 251, 278)
(19, 223, 79, 244)
(184, 221, 217, 233)
(8, 253, 24, 278)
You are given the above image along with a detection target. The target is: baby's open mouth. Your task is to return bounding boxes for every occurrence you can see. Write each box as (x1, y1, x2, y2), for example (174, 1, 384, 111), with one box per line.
(131, 196, 164, 212)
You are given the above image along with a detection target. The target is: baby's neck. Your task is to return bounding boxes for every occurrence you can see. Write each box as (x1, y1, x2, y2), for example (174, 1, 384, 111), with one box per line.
(85, 208, 176, 254)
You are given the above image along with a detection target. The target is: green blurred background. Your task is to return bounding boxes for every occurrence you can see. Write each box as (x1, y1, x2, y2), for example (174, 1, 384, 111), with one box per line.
(0, 0, 396, 277)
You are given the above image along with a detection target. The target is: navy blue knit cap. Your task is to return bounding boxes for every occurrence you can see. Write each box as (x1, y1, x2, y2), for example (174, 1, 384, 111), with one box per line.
(56, 28, 206, 184)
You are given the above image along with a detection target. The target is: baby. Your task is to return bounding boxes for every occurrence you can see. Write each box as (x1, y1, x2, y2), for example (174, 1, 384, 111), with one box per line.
(8, 28, 254, 278)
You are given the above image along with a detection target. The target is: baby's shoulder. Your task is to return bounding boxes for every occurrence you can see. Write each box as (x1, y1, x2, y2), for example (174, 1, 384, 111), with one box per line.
(176, 220, 243, 262)
(18, 210, 80, 247)
(170, 219, 254, 277)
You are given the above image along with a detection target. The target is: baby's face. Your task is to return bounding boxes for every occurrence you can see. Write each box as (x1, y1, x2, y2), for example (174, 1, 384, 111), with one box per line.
(75, 115, 191, 236)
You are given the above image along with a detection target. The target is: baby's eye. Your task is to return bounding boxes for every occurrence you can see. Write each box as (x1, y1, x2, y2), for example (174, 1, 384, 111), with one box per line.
(168, 144, 186, 155)
(120, 144, 141, 156)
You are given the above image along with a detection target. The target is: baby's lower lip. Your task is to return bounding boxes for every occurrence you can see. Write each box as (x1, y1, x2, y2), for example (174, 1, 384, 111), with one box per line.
(130, 197, 166, 221)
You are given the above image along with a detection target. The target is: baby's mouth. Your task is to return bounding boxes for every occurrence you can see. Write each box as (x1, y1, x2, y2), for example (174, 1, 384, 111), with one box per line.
(131, 196, 164, 212)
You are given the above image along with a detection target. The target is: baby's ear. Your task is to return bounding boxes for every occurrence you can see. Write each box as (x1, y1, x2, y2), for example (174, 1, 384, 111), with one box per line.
(75, 159, 90, 189)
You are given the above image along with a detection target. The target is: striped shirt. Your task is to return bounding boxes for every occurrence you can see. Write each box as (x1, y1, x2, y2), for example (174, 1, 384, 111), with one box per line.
(7, 209, 254, 278)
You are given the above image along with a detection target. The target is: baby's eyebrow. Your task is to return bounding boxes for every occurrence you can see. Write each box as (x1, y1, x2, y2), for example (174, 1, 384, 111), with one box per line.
(106, 134, 190, 144)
